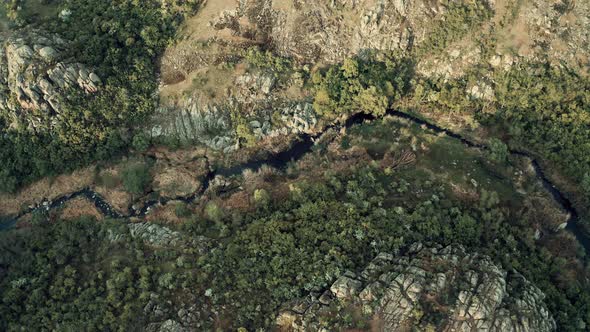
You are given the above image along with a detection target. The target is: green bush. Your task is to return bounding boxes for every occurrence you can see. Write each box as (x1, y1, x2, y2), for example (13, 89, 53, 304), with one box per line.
(312, 54, 413, 119)
(205, 202, 224, 223)
(253, 188, 271, 208)
(132, 133, 151, 152)
(122, 162, 152, 195)
(488, 138, 508, 163)
(583, 173, 590, 197)
(175, 202, 191, 218)
(244, 47, 292, 78)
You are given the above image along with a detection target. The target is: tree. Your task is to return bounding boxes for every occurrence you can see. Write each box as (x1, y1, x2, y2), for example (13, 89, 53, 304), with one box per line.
(254, 189, 271, 208)
(132, 133, 151, 152)
(122, 162, 152, 195)
(355, 86, 388, 116)
(488, 138, 508, 163)
(583, 173, 590, 197)
(205, 202, 224, 223)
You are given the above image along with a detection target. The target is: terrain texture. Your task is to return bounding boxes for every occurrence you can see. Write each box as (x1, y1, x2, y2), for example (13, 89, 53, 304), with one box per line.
(0, 0, 589, 331)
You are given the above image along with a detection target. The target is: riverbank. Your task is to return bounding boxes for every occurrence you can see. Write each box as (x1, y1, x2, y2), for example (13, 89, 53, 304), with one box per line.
(2, 109, 588, 255)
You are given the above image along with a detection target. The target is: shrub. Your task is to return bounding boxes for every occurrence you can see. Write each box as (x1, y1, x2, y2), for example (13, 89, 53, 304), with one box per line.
(583, 173, 590, 197)
(174, 202, 191, 218)
(253, 189, 271, 208)
(122, 162, 152, 195)
(244, 47, 292, 77)
(205, 202, 224, 223)
(488, 138, 508, 163)
(132, 133, 151, 152)
(311, 54, 413, 119)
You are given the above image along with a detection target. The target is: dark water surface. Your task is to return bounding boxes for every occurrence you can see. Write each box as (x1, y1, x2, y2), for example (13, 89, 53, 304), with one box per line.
(2, 110, 588, 253)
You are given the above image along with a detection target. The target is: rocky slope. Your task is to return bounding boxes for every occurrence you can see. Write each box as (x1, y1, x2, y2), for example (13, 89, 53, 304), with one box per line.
(154, 0, 590, 151)
(277, 243, 556, 332)
(0, 28, 101, 131)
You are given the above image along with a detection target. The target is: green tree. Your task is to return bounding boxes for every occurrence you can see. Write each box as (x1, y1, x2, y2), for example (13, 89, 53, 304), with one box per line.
(253, 188, 271, 208)
(132, 133, 151, 152)
(205, 202, 224, 223)
(488, 138, 508, 163)
(582, 173, 590, 197)
(122, 162, 152, 195)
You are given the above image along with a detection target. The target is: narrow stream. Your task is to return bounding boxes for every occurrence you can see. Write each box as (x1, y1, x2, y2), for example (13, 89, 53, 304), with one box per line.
(2, 110, 588, 253)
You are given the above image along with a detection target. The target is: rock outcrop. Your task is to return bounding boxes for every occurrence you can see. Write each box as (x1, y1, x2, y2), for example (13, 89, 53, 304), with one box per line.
(277, 244, 556, 332)
(151, 96, 318, 152)
(0, 29, 101, 130)
(150, 98, 238, 152)
(108, 222, 211, 255)
(209, 0, 468, 64)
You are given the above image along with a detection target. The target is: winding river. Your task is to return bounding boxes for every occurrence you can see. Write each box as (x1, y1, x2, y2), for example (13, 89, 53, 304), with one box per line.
(1, 110, 589, 252)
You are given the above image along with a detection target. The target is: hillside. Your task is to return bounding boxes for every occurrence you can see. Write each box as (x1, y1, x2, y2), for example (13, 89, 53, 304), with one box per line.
(0, 1, 589, 331)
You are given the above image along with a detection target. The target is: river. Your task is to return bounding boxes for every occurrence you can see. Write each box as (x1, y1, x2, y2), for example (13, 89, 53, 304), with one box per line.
(1, 110, 588, 253)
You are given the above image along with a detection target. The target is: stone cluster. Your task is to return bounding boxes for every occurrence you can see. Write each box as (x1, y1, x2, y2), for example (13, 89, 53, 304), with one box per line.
(152, 96, 318, 153)
(151, 99, 238, 153)
(209, 0, 484, 64)
(278, 243, 556, 332)
(108, 222, 211, 255)
(0, 29, 101, 130)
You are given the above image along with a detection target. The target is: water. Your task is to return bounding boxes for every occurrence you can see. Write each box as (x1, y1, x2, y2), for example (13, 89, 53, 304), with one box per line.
(2, 110, 588, 254)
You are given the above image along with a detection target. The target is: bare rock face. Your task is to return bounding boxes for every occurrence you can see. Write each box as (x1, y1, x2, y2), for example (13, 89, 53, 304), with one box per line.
(509, 0, 590, 70)
(151, 96, 317, 152)
(277, 244, 556, 332)
(209, 0, 468, 64)
(0, 29, 100, 130)
(151, 98, 238, 152)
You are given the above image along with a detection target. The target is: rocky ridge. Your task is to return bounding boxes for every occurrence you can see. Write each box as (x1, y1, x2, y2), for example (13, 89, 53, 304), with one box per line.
(151, 95, 318, 152)
(212, 0, 465, 64)
(107, 222, 211, 255)
(277, 243, 556, 332)
(0, 29, 101, 130)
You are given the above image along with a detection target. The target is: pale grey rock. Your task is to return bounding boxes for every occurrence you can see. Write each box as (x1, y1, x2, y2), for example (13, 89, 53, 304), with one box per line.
(158, 320, 186, 332)
(469, 82, 495, 101)
(330, 272, 362, 299)
(234, 72, 276, 100)
(278, 244, 556, 332)
(0, 29, 100, 131)
(150, 99, 236, 151)
(127, 222, 211, 254)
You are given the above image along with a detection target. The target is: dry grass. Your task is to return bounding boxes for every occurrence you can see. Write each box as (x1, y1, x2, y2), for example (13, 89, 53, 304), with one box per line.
(179, 0, 237, 40)
(145, 202, 188, 224)
(160, 63, 247, 105)
(93, 166, 134, 214)
(0, 166, 95, 216)
(54, 197, 104, 221)
(153, 164, 204, 198)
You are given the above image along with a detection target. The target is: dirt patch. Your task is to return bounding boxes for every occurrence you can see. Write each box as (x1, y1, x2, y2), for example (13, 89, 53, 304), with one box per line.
(160, 63, 247, 105)
(153, 164, 204, 198)
(499, 10, 533, 57)
(179, 0, 237, 41)
(148, 145, 210, 165)
(54, 197, 104, 221)
(144, 202, 188, 224)
(221, 190, 254, 212)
